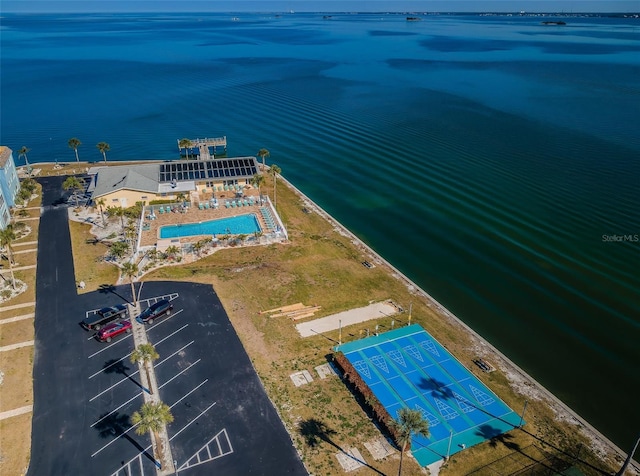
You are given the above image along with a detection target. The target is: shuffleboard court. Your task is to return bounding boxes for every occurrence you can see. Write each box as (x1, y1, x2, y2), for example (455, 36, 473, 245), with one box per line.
(335, 324, 523, 466)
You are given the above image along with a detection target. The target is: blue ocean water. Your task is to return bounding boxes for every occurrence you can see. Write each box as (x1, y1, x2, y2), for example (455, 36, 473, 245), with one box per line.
(1, 12, 639, 449)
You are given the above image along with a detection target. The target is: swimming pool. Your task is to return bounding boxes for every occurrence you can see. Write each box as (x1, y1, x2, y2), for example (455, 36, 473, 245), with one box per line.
(159, 214, 261, 239)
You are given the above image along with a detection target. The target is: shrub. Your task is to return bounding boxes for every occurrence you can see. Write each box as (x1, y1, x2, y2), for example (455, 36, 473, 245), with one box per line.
(332, 352, 402, 449)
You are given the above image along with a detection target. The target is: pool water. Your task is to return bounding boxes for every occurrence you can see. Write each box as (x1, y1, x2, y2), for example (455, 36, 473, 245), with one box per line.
(159, 214, 261, 239)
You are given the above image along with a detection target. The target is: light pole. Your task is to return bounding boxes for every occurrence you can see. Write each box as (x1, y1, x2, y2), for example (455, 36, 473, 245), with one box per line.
(446, 429, 453, 460)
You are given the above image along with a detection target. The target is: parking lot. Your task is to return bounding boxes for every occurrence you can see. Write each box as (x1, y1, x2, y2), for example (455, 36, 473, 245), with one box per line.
(30, 178, 306, 475)
(32, 281, 307, 475)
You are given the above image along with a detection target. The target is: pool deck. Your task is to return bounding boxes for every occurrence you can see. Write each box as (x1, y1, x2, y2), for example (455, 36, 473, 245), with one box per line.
(139, 192, 274, 247)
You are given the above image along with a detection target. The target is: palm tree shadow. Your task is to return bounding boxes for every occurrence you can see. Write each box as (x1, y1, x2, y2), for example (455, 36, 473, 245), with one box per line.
(417, 376, 455, 400)
(475, 424, 520, 451)
(94, 411, 156, 464)
(98, 284, 132, 305)
(298, 418, 386, 475)
(103, 358, 144, 392)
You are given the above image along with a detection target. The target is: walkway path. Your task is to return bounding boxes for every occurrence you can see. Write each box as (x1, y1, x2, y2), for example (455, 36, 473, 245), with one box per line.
(0, 301, 36, 312)
(0, 340, 34, 352)
(0, 405, 33, 421)
(296, 301, 399, 337)
(0, 313, 35, 325)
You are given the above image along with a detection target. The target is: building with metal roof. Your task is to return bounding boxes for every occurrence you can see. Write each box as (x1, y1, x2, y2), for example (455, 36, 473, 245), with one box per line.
(88, 157, 260, 208)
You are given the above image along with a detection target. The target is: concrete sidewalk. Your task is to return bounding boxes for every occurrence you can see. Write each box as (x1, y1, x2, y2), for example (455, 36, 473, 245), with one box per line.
(296, 301, 400, 337)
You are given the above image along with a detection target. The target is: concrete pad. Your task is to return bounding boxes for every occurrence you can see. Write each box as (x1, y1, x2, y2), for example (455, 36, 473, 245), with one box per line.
(315, 362, 337, 379)
(296, 300, 399, 337)
(290, 370, 313, 387)
(363, 436, 395, 460)
(427, 457, 445, 475)
(335, 447, 366, 472)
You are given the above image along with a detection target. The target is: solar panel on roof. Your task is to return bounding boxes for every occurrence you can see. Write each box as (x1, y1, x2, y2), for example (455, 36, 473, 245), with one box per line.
(159, 158, 257, 183)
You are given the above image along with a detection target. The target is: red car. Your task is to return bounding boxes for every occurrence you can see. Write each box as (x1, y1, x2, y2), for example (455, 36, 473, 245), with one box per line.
(96, 320, 132, 343)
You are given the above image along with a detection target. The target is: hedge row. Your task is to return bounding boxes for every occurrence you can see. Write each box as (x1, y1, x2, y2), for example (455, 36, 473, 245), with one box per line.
(332, 351, 406, 451)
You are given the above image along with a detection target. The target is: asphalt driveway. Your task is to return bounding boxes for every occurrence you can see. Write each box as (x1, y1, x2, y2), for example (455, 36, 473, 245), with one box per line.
(29, 176, 307, 475)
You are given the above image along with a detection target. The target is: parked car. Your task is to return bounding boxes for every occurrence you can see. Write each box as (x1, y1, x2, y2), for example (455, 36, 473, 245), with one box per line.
(136, 299, 173, 324)
(96, 320, 132, 343)
(81, 304, 128, 331)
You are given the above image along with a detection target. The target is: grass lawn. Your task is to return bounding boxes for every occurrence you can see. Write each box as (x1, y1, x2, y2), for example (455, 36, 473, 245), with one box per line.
(64, 174, 623, 475)
(0, 182, 39, 476)
(0, 346, 34, 412)
(139, 177, 620, 475)
(68, 221, 120, 293)
(0, 319, 34, 348)
(0, 413, 32, 476)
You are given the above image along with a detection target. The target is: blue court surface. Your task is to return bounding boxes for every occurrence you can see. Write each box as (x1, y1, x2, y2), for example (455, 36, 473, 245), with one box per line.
(335, 324, 523, 466)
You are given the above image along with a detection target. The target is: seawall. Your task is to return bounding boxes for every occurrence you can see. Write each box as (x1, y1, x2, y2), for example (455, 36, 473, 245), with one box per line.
(277, 172, 639, 472)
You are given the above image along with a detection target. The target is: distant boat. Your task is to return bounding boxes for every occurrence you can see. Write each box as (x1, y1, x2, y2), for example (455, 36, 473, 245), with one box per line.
(406, 17, 421, 22)
(542, 20, 567, 25)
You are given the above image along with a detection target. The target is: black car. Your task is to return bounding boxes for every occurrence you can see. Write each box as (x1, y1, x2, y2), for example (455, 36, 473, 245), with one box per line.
(81, 304, 128, 331)
(136, 299, 173, 324)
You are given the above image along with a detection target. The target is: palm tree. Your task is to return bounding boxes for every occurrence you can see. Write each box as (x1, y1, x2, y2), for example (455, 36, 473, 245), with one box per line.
(178, 138, 192, 160)
(108, 241, 129, 260)
(106, 205, 126, 232)
(62, 176, 84, 207)
(257, 148, 269, 171)
(68, 137, 82, 162)
(251, 173, 265, 200)
(130, 343, 159, 395)
(124, 221, 138, 247)
(0, 225, 18, 289)
(269, 164, 281, 210)
(18, 146, 31, 171)
(96, 142, 110, 163)
(121, 261, 139, 307)
(388, 408, 430, 476)
(95, 197, 107, 226)
(131, 401, 174, 468)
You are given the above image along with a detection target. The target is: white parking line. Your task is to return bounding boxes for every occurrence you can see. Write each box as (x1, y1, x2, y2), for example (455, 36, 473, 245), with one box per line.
(89, 369, 141, 402)
(145, 308, 184, 330)
(89, 341, 194, 402)
(88, 324, 188, 379)
(169, 379, 209, 410)
(86, 308, 183, 344)
(89, 353, 132, 380)
(91, 378, 207, 459)
(91, 419, 142, 458)
(159, 359, 201, 389)
(152, 322, 188, 346)
(92, 359, 201, 428)
(90, 391, 144, 428)
(170, 399, 217, 442)
(87, 334, 133, 356)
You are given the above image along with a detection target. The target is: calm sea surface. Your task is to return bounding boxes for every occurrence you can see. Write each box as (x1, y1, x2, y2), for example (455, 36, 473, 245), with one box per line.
(2, 13, 639, 449)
